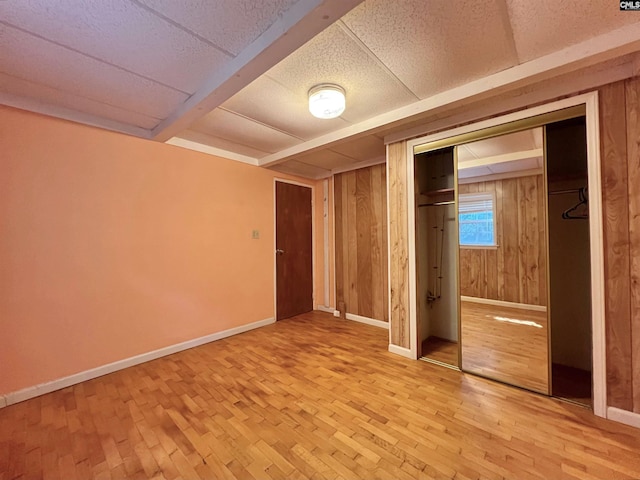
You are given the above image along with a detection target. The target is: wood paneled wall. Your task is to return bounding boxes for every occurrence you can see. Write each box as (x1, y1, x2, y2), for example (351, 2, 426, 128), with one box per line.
(334, 164, 388, 322)
(459, 175, 548, 306)
(600, 78, 640, 413)
(388, 142, 410, 348)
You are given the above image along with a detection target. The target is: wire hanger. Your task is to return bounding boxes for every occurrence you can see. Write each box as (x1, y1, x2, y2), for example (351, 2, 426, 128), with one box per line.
(562, 187, 588, 220)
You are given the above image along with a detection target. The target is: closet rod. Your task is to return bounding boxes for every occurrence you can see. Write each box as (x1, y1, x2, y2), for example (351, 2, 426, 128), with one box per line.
(548, 188, 582, 195)
(418, 200, 456, 207)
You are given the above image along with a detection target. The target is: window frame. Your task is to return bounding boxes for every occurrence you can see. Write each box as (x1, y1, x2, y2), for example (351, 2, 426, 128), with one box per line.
(458, 191, 498, 249)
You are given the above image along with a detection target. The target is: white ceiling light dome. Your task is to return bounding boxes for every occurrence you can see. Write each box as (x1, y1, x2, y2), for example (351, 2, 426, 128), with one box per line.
(308, 84, 346, 119)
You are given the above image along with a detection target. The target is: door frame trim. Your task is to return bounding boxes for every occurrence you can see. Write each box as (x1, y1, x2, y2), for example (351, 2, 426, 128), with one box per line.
(273, 178, 315, 321)
(404, 91, 606, 418)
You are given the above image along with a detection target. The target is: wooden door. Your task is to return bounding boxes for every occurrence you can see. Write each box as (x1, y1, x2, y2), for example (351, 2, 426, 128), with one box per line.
(276, 181, 313, 320)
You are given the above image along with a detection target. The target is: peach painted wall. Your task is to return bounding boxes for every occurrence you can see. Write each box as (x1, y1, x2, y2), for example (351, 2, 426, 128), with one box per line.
(0, 106, 320, 396)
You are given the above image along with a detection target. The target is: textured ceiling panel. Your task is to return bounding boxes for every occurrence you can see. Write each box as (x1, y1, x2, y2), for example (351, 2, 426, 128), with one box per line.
(190, 108, 302, 155)
(178, 129, 271, 158)
(136, 0, 299, 56)
(0, 24, 188, 120)
(0, 0, 230, 94)
(341, 0, 518, 99)
(0, 73, 161, 129)
(265, 24, 416, 123)
(459, 156, 542, 180)
(294, 149, 358, 170)
(222, 75, 350, 140)
(456, 144, 476, 163)
(328, 134, 385, 161)
(488, 157, 541, 174)
(458, 166, 492, 179)
(506, 0, 640, 62)
(268, 160, 330, 179)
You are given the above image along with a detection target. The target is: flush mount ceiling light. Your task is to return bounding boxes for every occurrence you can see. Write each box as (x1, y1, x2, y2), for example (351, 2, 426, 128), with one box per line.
(308, 84, 346, 119)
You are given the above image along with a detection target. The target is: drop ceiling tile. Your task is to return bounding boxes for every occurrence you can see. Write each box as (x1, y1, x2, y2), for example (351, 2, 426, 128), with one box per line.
(178, 129, 270, 159)
(269, 160, 331, 179)
(136, 0, 299, 56)
(456, 144, 477, 163)
(531, 128, 543, 149)
(488, 157, 541, 174)
(329, 135, 385, 162)
(0, 24, 188, 119)
(341, 0, 519, 99)
(0, 73, 160, 129)
(190, 108, 302, 154)
(265, 24, 417, 123)
(506, 0, 640, 62)
(462, 128, 542, 159)
(1, 0, 230, 93)
(295, 150, 357, 171)
(458, 166, 492, 179)
(222, 75, 351, 140)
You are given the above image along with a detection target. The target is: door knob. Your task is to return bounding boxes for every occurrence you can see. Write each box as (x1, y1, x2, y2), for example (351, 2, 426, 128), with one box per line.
(276, 249, 285, 255)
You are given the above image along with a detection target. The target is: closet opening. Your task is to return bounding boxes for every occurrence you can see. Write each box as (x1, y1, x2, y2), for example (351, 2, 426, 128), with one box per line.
(546, 116, 592, 407)
(414, 147, 459, 368)
(407, 98, 603, 414)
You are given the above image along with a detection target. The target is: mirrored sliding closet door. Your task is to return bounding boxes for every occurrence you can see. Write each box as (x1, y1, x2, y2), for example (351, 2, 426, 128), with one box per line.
(457, 127, 550, 394)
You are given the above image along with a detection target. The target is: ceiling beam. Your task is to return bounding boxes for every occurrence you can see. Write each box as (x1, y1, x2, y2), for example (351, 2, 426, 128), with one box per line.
(166, 137, 258, 165)
(458, 149, 543, 169)
(152, 0, 363, 142)
(258, 22, 640, 167)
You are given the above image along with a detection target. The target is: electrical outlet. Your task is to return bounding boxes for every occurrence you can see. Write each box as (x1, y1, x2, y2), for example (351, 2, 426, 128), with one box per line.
(252, 229, 260, 239)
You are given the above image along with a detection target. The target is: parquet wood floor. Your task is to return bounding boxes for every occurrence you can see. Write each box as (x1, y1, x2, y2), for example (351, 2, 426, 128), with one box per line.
(461, 301, 549, 394)
(1, 311, 640, 479)
(420, 337, 458, 367)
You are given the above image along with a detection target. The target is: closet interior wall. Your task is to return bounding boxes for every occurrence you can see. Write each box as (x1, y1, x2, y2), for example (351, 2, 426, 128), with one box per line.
(415, 148, 458, 364)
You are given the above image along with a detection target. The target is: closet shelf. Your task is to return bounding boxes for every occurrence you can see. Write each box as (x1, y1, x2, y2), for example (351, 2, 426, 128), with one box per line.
(419, 188, 455, 206)
(421, 188, 454, 196)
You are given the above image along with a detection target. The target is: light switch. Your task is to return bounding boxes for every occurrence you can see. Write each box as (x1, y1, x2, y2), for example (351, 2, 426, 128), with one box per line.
(252, 229, 260, 239)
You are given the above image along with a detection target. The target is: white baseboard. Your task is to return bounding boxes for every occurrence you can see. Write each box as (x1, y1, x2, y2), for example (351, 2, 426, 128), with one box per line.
(0, 316, 275, 408)
(345, 313, 389, 329)
(388, 344, 413, 359)
(607, 406, 640, 429)
(332, 311, 389, 329)
(461, 296, 547, 312)
(316, 305, 336, 314)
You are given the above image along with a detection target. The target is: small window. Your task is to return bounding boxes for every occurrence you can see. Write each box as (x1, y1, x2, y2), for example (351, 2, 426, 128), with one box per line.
(458, 192, 496, 247)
